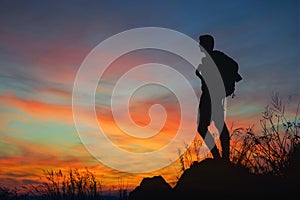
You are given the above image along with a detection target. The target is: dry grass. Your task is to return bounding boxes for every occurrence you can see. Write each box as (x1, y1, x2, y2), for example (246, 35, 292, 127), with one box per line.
(30, 168, 102, 200)
(230, 93, 300, 175)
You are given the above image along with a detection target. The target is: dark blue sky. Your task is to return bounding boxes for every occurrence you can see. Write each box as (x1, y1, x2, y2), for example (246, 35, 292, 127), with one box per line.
(1, 0, 298, 94)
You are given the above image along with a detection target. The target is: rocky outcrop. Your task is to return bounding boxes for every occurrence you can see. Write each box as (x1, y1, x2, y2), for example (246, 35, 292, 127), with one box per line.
(128, 176, 173, 200)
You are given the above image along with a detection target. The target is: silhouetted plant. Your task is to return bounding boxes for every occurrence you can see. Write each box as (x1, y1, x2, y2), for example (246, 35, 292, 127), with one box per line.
(118, 177, 128, 200)
(31, 168, 102, 200)
(230, 93, 300, 175)
(175, 137, 204, 176)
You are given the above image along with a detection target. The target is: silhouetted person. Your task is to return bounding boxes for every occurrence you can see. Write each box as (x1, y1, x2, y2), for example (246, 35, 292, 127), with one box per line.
(196, 34, 242, 163)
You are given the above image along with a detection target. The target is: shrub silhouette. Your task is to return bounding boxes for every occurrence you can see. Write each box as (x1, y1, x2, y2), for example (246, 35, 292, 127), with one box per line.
(30, 168, 102, 200)
(230, 93, 300, 175)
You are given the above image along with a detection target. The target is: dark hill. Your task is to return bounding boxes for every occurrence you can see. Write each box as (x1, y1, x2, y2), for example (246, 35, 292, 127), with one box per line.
(174, 159, 276, 200)
(129, 158, 299, 200)
(174, 158, 255, 199)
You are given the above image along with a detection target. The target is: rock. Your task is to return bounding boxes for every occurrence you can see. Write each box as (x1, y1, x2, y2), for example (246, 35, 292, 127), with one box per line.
(128, 175, 173, 200)
(173, 158, 256, 199)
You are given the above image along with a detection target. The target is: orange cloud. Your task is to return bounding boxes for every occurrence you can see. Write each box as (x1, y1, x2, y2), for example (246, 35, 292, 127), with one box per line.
(0, 93, 73, 122)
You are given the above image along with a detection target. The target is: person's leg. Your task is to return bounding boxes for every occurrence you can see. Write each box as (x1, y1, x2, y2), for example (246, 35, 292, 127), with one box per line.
(197, 95, 221, 159)
(198, 124, 221, 159)
(214, 98, 230, 163)
(220, 123, 230, 163)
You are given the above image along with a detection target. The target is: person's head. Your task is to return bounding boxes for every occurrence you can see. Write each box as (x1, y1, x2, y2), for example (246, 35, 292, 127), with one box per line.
(199, 34, 214, 53)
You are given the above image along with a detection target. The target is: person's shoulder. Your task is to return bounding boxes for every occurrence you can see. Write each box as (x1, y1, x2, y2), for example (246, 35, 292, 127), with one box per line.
(212, 50, 230, 59)
(212, 50, 237, 65)
(212, 50, 224, 55)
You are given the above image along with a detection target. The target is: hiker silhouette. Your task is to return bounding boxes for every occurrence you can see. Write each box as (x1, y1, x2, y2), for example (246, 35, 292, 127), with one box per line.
(196, 34, 242, 162)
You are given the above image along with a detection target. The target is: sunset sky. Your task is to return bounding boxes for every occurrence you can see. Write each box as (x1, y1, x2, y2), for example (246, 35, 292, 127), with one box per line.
(0, 0, 299, 191)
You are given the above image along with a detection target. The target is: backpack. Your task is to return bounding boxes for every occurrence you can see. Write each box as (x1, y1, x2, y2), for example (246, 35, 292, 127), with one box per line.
(211, 50, 242, 97)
